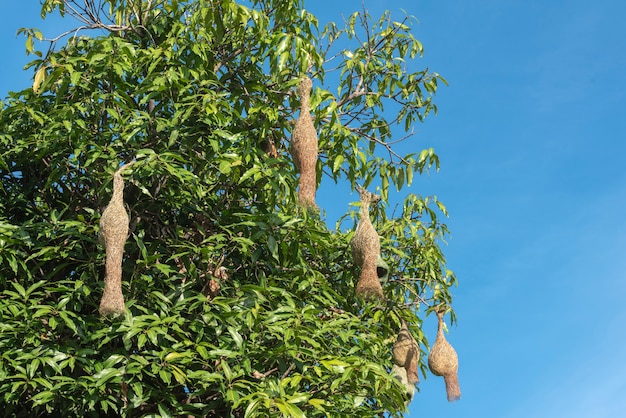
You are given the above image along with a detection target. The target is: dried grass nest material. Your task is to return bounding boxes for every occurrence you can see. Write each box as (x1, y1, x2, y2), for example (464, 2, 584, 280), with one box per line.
(350, 184, 384, 299)
(98, 162, 134, 317)
(428, 310, 461, 402)
(290, 76, 318, 209)
(202, 266, 229, 300)
(392, 322, 420, 384)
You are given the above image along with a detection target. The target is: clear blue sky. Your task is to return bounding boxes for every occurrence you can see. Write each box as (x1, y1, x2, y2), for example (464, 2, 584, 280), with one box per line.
(3, 1, 626, 417)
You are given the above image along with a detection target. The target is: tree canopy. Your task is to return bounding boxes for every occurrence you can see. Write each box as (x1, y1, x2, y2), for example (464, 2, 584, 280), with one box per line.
(0, 0, 458, 416)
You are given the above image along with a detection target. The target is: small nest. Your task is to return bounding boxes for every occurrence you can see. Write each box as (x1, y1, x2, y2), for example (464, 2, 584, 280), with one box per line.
(98, 163, 133, 317)
(392, 322, 420, 384)
(202, 266, 229, 300)
(260, 137, 279, 158)
(428, 310, 461, 402)
(290, 77, 318, 209)
(350, 185, 384, 299)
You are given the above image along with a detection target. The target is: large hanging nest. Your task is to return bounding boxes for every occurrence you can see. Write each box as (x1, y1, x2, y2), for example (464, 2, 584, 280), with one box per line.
(428, 310, 461, 402)
(350, 184, 384, 299)
(98, 162, 134, 317)
(289, 76, 318, 210)
(392, 321, 420, 384)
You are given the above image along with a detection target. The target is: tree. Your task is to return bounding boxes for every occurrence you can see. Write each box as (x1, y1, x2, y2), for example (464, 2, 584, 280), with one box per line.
(0, 0, 457, 416)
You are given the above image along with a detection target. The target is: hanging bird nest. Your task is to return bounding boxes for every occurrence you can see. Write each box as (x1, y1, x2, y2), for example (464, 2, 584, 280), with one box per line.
(289, 76, 318, 210)
(428, 309, 461, 402)
(98, 161, 134, 317)
(350, 184, 384, 299)
(392, 321, 420, 384)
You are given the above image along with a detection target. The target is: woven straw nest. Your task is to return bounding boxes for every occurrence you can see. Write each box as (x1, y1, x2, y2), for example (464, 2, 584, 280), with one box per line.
(350, 185, 384, 299)
(428, 310, 461, 402)
(392, 321, 420, 384)
(98, 162, 134, 317)
(290, 76, 318, 210)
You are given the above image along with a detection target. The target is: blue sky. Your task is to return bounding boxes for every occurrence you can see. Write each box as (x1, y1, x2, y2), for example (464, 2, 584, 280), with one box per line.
(2, 1, 626, 417)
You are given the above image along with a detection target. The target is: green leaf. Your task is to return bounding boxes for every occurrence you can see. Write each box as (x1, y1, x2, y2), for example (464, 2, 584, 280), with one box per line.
(170, 364, 187, 384)
(308, 398, 328, 412)
(33, 66, 46, 93)
(25, 34, 34, 54)
(221, 360, 233, 382)
(267, 235, 279, 261)
(157, 403, 173, 418)
(353, 395, 366, 407)
(58, 311, 78, 334)
(218, 159, 232, 175)
(11, 282, 26, 298)
(93, 368, 123, 385)
(31, 390, 54, 406)
(227, 326, 244, 350)
(244, 398, 263, 418)
(332, 154, 344, 174)
(159, 368, 172, 385)
(164, 352, 185, 362)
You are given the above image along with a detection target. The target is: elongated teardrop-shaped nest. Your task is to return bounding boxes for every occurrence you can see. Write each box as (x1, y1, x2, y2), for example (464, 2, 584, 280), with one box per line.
(350, 185, 383, 299)
(428, 311, 461, 402)
(392, 322, 420, 384)
(99, 166, 131, 317)
(290, 77, 318, 209)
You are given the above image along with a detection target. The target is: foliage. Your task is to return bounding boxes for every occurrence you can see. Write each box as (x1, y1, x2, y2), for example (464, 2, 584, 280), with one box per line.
(0, 0, 456, 416)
